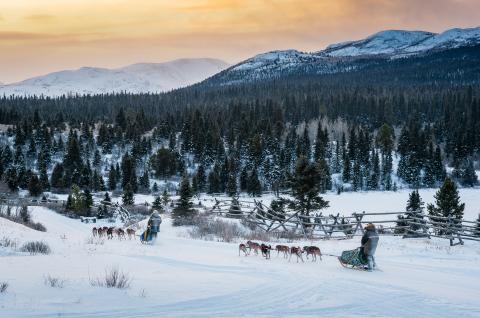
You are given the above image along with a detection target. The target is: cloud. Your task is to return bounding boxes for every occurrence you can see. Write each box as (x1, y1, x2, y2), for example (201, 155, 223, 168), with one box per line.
(24, 14, 55, 22)
(0, 31, 53, 40)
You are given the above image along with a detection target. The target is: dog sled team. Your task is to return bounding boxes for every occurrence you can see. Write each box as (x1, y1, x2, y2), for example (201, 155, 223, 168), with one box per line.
(239, 223, 379, 271)
(91, 226, 136, 240)
(239, 241, 322, 263)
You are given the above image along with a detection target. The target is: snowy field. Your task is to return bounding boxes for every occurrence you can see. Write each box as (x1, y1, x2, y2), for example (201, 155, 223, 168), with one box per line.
(1, 199, 480, 318)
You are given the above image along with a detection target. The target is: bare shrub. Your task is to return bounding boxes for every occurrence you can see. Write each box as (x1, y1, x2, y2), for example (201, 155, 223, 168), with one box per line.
(91, 268, 131, 289)
(20, 241, 51, 255)
(277, 229, 301, 242)
(244, 229, 273, 242)
(44, 275, 66, 288)
(0, 236, 18, 249)
(0, 282, 8, 293)
(0, 205, 46, 232)
(188, 217, 246, 243)
(85, 237, 105, 245)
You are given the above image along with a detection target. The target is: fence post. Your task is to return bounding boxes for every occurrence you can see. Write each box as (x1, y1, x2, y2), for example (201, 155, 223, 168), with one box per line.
(353, 212, 365, 235)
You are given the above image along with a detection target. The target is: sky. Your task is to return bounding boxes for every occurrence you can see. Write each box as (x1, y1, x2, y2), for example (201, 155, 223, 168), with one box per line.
(0, 0, 479, 83)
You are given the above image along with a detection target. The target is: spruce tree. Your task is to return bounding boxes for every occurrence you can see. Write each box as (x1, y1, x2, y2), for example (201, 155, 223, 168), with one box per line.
(139, 170, 150, 192)
(172, 174, 195, 224)
(396, 190, 425, 234)
(5, 167, 18, 192)
(152, 196, 163, 211)
(316, 158, 331, 193)
(474, 214, 480, 237)
(103, 191, 111, 203)
(28, 174, 42, 197)
(286, 156, 329, 216)
(65, 194, 74, 211)
(247, 169, 262, 197)
(161, 189, 170, 207)
(195, 164, 206, 192)
(226, 172, 237, 197)
(427, 178, 465, 234)
(460, 158, 477, 187)
(108, 165, 117, 190)
(39, 165, 50, 191)
(122, 183, 135, 206)
(83, 189, 93, 215)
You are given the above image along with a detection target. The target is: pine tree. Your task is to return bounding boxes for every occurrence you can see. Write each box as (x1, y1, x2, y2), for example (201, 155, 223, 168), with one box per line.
(240, 167, 248, 192)
(83, 189, 93, 215)
(70, 184, 86, 215)
(172, 174, 195, 224)
(226, 172, 237, 197)
(247, 168, 262, 197)
(474, 214, 480, 237)
(152, 196, 163, 211)
(316, 158, 331, 193)
(64, 130, 82, 170)
(93, 149, 101, 167)
(122, 183, 135, 206)
(460, 158, 477, 187)
(139, 170, 150, 192)
(108, 165, 117, 190)
(28, 174, 42, 197)
(396, 190, 425, 234)
(286, 156, 329, 216)
(50, 163, 65, 190)
(152, 182, 159, 193)
(65, 194, 74, 211)
(161, 189, 170, 207)
(39, 165, 50, 191)
(103, 191, 111, 203)
(5, 167, 18, 192)
(195, 164, 206, 192)
(427, 178, 465, 234)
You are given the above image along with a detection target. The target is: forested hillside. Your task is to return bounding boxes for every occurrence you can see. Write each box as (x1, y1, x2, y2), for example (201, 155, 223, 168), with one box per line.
(0, 45, 479, 206)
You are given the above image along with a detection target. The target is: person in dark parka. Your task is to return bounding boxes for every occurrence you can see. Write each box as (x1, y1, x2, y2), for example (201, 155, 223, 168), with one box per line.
(361, 223, 379, 271)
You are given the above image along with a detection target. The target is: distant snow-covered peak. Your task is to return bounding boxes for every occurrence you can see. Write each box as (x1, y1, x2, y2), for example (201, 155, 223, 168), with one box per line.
(324, 30, 434, 56)
(0, 58, 229, 97)
(323, 27, 480, 57)
(404, 27, 480, 52)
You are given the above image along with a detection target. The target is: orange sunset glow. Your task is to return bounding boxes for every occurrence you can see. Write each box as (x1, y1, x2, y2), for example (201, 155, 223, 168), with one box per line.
(1, 0, 479, 83)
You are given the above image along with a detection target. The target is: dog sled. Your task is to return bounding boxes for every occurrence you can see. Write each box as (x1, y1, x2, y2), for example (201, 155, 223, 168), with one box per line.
(140, 212, 162, 244)
(338, 247, 368, 270)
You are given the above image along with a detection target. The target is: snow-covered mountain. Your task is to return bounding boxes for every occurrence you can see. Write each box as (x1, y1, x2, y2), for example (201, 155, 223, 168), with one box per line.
(208, 26, 480, 85)
(0, 58, 229, 97)
(323, 27, 480, 57)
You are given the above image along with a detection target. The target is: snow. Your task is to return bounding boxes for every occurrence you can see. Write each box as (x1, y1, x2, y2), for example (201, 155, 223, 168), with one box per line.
(404, 27, 480, 53)
(232, 50, 319, 72)
(216, 26, 480, 85)
(324, 30, 434, 57)
(0, 58, 229, 97)
(324, 27, 480, 57)
(1, 193, 480, 317)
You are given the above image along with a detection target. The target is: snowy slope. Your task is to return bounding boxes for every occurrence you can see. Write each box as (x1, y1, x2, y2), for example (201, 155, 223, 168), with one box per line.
(231, 50, 322, 72)
(1, 201, 480, 317)
(323, 30, 435, 56)
(0, 58, 229, 97)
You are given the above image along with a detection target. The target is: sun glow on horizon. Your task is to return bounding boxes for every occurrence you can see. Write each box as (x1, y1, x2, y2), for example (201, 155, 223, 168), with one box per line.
(1, 0, 479, 83)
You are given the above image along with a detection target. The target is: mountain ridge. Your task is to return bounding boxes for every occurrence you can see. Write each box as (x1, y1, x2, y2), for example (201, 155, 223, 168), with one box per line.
(206, 26, 480, 86)
(0, 58, 229, 97)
